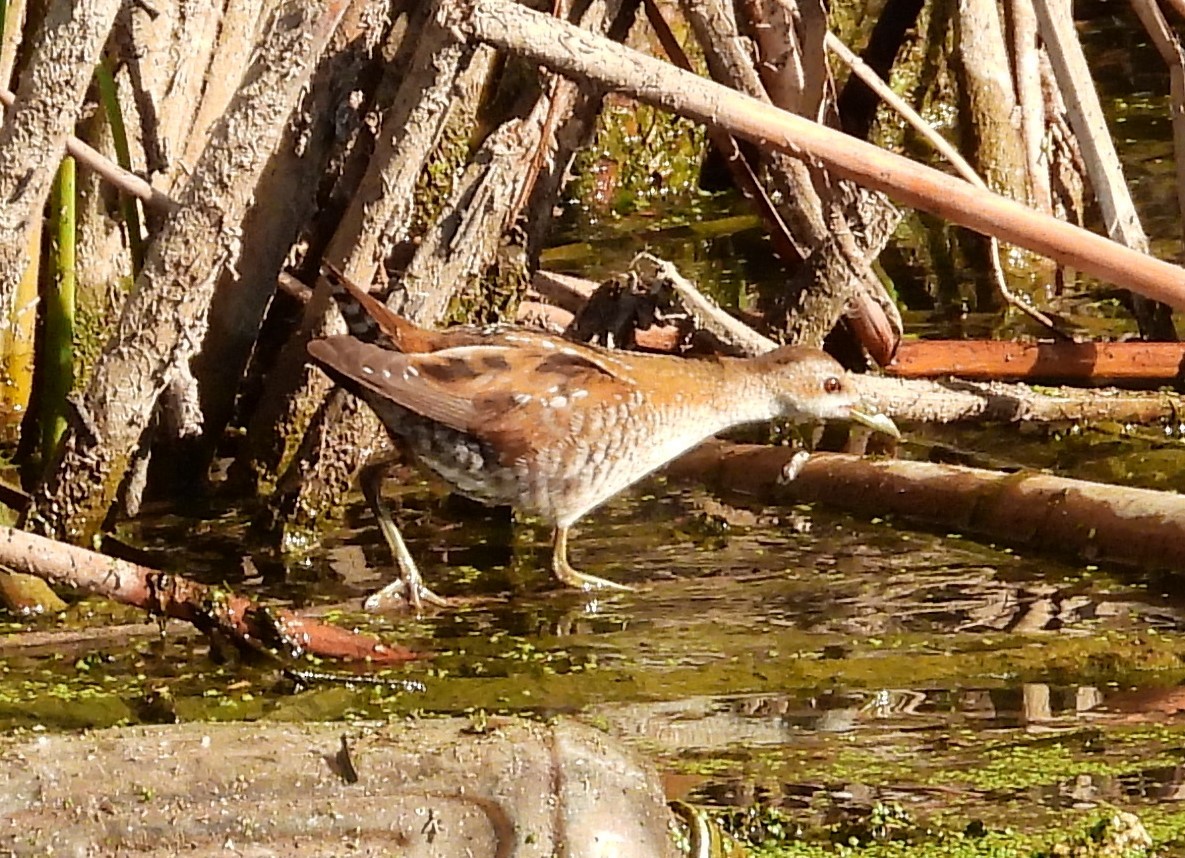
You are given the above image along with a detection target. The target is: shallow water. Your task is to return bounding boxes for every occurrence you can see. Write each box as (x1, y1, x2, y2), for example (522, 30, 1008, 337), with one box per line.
(5, 456, 1185, 851)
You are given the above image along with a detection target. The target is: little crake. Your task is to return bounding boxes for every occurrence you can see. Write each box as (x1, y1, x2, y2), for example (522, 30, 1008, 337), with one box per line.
(308, 265, 899, 610)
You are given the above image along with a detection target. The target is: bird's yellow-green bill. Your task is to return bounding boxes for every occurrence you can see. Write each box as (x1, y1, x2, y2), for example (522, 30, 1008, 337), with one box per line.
(850, 408, 901, 439)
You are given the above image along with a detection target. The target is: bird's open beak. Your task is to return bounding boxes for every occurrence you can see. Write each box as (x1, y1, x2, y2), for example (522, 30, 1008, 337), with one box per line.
(848, 408, 901, 440)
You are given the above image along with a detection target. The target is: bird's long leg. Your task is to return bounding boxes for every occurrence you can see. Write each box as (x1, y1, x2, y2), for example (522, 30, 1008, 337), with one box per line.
(359, 458, 447, 611)
(550, 525, 633, 592)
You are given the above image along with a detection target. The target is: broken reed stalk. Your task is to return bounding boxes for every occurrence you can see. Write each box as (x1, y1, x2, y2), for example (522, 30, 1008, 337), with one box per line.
(451, 0, 1185, 313)
(0, 525, 416, 663)
(42, 156, 75, 463)
(94, 60, 145, 274)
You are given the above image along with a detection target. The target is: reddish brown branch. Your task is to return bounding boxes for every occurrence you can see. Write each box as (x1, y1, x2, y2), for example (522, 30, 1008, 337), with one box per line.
(887, 340, 1185, 382)
(0, 527, 417, 664)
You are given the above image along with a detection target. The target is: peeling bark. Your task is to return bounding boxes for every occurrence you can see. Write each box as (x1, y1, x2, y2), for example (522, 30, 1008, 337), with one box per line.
(28, 0, 349, 543)
(0, 0, 122, 336)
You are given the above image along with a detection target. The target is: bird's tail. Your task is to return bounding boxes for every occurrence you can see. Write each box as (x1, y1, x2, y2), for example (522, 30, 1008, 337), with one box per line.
(320, 263, 427, 352)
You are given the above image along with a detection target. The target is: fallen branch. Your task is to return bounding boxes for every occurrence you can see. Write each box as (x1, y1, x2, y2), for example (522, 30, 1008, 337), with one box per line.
(857, 374, 1184, 424)
(519, 299, 683, 351)
(887, 340, 1185, 383)
(0, 526, 416, 664)
(530, 269, 598, 312)
(670, 442, 1185, 574)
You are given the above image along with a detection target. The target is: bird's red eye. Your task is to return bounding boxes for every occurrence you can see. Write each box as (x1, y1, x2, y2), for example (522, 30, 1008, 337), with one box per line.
(823, 376, 842, 394)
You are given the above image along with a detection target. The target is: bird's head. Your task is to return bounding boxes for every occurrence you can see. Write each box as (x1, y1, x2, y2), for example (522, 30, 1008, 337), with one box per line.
(754, 345, 900, 438)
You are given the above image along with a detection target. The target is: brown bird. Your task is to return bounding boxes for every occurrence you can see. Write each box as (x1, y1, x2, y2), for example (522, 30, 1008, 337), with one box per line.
(307, 265, 899, 610)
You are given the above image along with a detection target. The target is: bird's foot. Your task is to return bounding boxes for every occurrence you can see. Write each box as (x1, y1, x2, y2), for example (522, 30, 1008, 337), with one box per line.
(552, 562, 634, 593)
(363, 578, 449, 613)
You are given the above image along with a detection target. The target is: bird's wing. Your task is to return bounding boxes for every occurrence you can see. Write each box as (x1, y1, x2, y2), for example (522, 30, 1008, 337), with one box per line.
(307, 337, 638, 440)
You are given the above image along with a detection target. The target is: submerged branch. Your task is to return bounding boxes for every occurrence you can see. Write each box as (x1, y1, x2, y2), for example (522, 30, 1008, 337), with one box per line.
(0, 527, 416, 664)
(671, 442, 1185, 575)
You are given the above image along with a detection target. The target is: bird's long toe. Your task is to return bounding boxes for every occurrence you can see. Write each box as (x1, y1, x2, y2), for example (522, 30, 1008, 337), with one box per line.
(363, 578, 449, 613)
(552, 560, 634, 593)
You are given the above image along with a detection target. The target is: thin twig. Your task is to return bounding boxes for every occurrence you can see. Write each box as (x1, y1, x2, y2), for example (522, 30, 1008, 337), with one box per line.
(0, 86, 179, 215)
